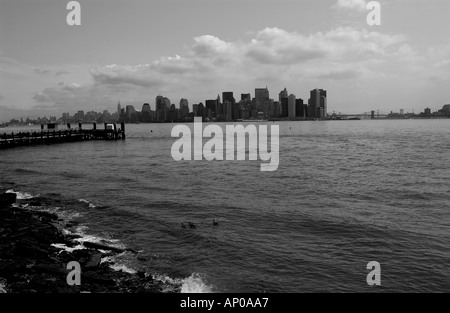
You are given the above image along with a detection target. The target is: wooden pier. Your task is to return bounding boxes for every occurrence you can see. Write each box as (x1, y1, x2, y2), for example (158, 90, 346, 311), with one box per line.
(0, 122, 125, 149)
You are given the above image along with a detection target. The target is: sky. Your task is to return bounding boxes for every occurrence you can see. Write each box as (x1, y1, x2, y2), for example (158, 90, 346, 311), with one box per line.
(1, 0, 450, 122)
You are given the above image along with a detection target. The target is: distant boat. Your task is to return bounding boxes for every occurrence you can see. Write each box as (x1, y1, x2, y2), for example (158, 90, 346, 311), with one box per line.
(348, 117, 361, 120)
(0, 123, 8, 128)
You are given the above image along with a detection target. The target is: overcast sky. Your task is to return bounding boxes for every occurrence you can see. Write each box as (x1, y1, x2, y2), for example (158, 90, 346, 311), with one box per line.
(1, 0, 450, 121)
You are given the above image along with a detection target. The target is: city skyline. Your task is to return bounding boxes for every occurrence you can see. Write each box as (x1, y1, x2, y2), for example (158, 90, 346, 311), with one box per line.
(1, 0, 450, 122)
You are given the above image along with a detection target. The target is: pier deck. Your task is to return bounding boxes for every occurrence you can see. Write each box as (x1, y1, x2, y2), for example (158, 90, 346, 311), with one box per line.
(0, 123, 125, 149)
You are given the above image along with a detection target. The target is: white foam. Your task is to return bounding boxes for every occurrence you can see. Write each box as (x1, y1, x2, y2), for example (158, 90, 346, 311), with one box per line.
(71, 226, 127, 251)
(110, 264, 137, 274)
(0, 281, 7, 293)
(78, 198, 97, 208)
(152, 273, 213, 293)
(181, 273, 213, 293)
(6, 189, 35, 200)
(51, 243, 85, 253)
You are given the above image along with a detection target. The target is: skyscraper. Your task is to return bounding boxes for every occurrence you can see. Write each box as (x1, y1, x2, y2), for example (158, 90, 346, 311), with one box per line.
(279, 88, 288, 103)
(205, 99, 217, 115)
(141, 103, 151, 113)
(308, 89, 327, 118)
(288, 94, 296, 118)
(295, 98, 304, 117)
(179, 98, 189, 110)
(155, 95, 164, 111)
(117, 101, 121, 117)
(281, 98, 289, 118)
(163, 97, 171, 109)
(255, 87, 270, 117)
(141, 103, 151, 122)
(241, 93, 251, 101)
(222, 92, 235, 105)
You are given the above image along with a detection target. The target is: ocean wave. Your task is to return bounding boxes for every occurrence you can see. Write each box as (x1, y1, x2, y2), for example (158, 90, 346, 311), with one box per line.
(109, 264, 137, 274)
(51, 243, 85, 253)
(153, 273, 213, 293)
(0, 280, 7, 293)
(25, 205, 82, 221)
(5, 189, 36, 200)
(78, 198, 97, 209)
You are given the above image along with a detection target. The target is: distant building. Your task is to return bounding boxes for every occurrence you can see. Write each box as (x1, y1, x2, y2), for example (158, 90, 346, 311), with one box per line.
(279, 88, 288, 103)
(205, 99, 217, 115)
(424, 107, 431, 115)
(163, 97, 171, 109)
(241, 93, 251, 101)
(255, 87, 269, 113)
(117, 101, 121, 117)
(308, 89, 327, 118)
(156, 95, 164, 111)
(400, 109, 404, 115)
(193, 104, 199, 116)
(222, 92, 235, 105)
(288, 94, 296, 118)
(281, 98, 289, 118)
(141, 103, 151, 113)
(141, 103, 151, 122)
(179, 98, 189, 110)
(295, 98, 304, 117)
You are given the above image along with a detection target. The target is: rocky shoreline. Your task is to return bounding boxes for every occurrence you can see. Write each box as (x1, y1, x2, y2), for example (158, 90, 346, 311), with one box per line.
(0, 191, 169, 293)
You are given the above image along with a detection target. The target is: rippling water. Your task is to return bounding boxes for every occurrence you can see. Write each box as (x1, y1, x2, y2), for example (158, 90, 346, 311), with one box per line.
(1, 119, 449, 292)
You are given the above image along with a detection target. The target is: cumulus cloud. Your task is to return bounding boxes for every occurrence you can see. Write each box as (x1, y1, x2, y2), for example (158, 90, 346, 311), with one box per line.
(29, 26, 429, 112)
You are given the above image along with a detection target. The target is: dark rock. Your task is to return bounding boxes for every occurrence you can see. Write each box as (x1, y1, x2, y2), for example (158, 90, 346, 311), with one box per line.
(85, 252, 102, 270)
(137, 271, 146, 279)
(0, 192, 16, 206)
(32, 263, 67, 275)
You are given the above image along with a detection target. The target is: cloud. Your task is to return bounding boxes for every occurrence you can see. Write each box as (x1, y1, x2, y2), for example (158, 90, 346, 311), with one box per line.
(332, 0, 367, 11)
(316, 69, 363, 80)
(27, 26, 434, 114)
(34, 68, 52, 76)
(56, 70, 70, 76)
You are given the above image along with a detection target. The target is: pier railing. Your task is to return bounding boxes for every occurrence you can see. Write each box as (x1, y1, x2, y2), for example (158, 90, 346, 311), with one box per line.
(0, 123, 125, 149)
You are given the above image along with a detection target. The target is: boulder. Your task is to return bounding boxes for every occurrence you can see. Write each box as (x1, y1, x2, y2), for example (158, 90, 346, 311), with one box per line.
(0, 193, 16, 206)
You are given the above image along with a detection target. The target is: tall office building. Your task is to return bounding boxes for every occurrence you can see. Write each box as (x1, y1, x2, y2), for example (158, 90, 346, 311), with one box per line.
(295, 98, 304, 117)
(281, 98, 289, 118)
(179, 98, 189, 110)
(288, 94, 296, 118)
(141, 103, 151, 113)
(205, 99, 217, 115)
(117, 101, 121, 117)
(279, 88, 288, 103)
(155, 95, 164, 111)
(141, 103, 151, 122)
(163, 97, 171, 109)
(255, 87, 270, 117)
(241, 93, 251, 101)
(222, 92, 235, 105)
(255, 88, 269, 107)
(308, 89, 327, 118)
